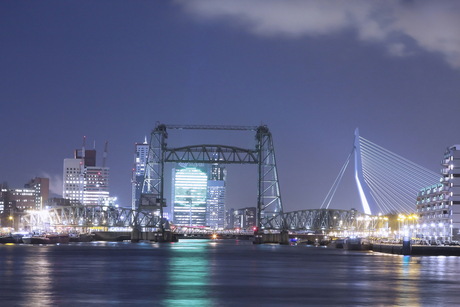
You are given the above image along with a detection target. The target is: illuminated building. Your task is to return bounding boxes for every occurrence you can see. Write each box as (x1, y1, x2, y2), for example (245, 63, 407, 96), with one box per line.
(206, 164, 226, 229)
(227, 207, 256, 229)
(83, 166, 109, 205)
(24, 177, 49, 211)
(171, 165, 208, 226)
(417, 145, 460, 242)
(131, 138, 149, 210)
(0, 178, 49, 214)
(63, 158, 85, 205)
(1, 188, 35, 215)
(63, 140, 110, 206)
(0, 179, 49, 227)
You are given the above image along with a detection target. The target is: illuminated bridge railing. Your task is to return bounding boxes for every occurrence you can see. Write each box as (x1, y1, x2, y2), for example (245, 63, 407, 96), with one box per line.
(283, 209, 388, 234)
(20, 205, 162, 229)
(20, 206, 388, 237)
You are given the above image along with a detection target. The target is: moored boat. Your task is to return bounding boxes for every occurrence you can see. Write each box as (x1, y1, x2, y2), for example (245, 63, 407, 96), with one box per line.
(344, 237, 371, 251)
(22, 233, 70, 244)
(69, 233, 94, 242)
(21, 235, 33, 244)
(0, 236, 18, 244)
(0, 232, 28, 244)
(29, 235, 51, 244)
(329, 238, 345, 249)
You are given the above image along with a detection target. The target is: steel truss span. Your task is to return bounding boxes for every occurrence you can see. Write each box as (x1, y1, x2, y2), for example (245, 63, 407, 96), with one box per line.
(165, 145, 258, 164)
(20, 206, 382, 235)
(20, 205, 162, 229)
(142, 123, 285, 230)
(283, 209, 386, 233)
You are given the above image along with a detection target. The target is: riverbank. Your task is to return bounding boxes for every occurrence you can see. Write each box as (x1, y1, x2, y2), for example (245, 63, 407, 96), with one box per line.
(372, 243, 460, 256)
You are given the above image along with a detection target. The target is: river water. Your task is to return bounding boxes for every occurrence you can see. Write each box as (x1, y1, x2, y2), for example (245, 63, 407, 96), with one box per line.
(1, 239, 459, 306)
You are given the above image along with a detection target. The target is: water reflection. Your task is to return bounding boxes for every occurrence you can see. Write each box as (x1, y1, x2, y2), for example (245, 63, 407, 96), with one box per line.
(163, 240, 213, 306)
(393, 255, 421, 307)
(2, 241, 460, 305)
(22, 247, 54, 307)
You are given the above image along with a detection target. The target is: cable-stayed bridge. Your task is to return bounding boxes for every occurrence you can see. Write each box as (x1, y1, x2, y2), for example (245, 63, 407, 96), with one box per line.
(321, 129, 440, 216)
(19, 127, 440, 238)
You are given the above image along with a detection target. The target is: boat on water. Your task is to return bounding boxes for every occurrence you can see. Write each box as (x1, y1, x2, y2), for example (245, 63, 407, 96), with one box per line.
(344, 237, 371, 251)
(0, 232, 29, 244)
(69, 233, 94, 242)
(49, 234, 70, 244)
(329, 238, 346, 249)
(22, 233, 70, 244)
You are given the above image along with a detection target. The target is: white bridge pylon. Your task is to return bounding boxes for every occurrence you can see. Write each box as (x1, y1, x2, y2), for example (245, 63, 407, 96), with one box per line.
(321, 128, 440, 215)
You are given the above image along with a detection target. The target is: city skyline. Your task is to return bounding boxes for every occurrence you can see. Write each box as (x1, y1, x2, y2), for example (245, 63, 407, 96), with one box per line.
(1, 1, 460, 213)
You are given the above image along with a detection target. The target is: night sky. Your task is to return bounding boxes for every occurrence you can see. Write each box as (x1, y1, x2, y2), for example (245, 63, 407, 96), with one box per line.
(1, 1, 460, 213)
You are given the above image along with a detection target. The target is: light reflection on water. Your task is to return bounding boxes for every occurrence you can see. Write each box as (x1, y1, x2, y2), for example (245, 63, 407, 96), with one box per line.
(1, 240, 460, 306)
(22, 248, 54, 307)
(163, 240, 213, 306)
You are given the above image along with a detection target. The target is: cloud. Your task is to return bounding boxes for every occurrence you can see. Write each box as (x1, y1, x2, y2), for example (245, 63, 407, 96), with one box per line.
(176, 0, 460, 68)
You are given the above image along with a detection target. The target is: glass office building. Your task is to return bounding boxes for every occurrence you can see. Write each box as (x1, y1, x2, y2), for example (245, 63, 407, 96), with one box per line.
(172, 166, 208, 226)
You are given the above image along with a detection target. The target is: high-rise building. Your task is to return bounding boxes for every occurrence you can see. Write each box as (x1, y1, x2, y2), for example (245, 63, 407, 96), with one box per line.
(171, 165, 208, 226)
(0, 179, 49, 227)
(417, 145, 460, 242)
(24, 177, 49, 211)
(63, 158, 85, 205)
(63, 142, 109, 206)
(83, 166, 109, 205)
(1, 178, 49, 214)
(206, 164, 226, 229)
(1, 188, 35, 215)
(226, 207, 257, 230)
(131, 138, 149, 210)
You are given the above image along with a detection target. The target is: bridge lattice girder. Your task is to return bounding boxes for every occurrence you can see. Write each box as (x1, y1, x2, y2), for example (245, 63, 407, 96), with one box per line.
(20, 205, 162, 229)
(20, 207, 382, 234)
(164, 145, 258, 164)
(283, 209, 383, 232)
(143, 124, 284, 231)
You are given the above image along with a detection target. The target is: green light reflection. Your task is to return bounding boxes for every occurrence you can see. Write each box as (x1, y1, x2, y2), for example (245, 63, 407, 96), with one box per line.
(163, 240, 213, 307)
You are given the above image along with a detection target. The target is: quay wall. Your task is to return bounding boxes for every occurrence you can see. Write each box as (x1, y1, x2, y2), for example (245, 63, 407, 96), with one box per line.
(372, 244, 460, 256)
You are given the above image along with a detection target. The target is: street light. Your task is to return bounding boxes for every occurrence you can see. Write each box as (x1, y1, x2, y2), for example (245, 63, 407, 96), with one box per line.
(8, 216, 14, 230)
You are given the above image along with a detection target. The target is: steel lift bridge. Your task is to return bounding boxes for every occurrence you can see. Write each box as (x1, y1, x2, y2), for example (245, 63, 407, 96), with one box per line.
(139, 123, 284, 233)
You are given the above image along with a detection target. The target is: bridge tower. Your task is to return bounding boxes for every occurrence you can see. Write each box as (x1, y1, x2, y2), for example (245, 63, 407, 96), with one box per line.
(353, 128, 376, 215)
(140, 124, 168, 234)
(140, 123, 285, 236)
(256, 125, 284, 230)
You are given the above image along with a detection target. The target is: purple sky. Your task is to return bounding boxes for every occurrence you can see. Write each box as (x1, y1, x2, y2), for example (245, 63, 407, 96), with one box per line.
(1, 1, 460, 212)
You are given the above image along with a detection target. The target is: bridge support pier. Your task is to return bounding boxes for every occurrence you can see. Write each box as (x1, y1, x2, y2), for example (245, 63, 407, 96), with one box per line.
(157, 231, 178, 243)
(131, 227, 141, 243)
(131, 228, 178, 243)
(280, 230, 290, 245)
(253, 230, 290, 245)
(402, 236, 412, 256)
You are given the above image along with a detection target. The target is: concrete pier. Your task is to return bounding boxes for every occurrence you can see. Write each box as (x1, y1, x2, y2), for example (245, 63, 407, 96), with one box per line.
(253, 230, 290, 245)
(372, 244, 460, 256)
